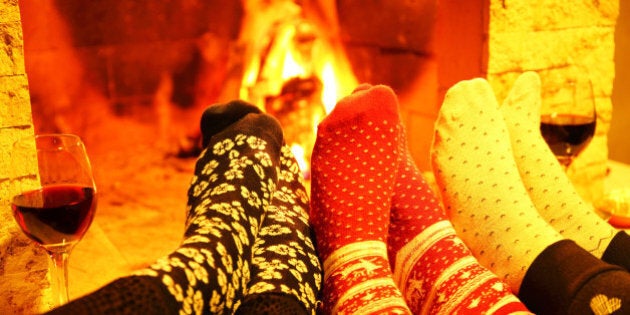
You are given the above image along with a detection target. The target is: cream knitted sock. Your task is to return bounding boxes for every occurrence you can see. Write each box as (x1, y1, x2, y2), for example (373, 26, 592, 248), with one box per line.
(431, 77, 563, 293)
(499, 71, 616, 258)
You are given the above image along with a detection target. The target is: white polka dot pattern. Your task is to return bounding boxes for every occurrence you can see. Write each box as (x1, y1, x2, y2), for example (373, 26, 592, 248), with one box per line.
(430, 78, 563, 294)
(499, 71, 616, 258)
(390, 128, 530, 313)
(310, 84, 411, 314)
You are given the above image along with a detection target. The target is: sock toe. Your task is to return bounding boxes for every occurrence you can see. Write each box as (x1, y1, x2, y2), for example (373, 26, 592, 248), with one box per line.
(200, 100, 263, 147)
(318, 85, 400, 130)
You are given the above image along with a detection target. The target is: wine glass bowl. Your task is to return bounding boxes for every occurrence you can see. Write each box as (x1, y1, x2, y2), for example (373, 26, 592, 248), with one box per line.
(539, 75, 597, 169)
(10, 134, 97, 307)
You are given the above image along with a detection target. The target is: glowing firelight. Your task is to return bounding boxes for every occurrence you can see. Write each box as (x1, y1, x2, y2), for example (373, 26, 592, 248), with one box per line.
(290, 143, 309, 177)
(282, 49, 306, 80)
(238, 17, 358, 182)
(320, 62, 337, 114)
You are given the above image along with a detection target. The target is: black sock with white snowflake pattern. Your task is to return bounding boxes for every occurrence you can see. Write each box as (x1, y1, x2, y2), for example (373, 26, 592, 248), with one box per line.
(45, 101, 283, 315)
(236, 145, 323, 315)
(137, 103, 283, 314)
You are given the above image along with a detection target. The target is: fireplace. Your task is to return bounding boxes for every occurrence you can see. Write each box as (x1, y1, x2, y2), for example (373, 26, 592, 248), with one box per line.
(18, 0, 439, 169)
(0, 0, 623, 312)
(17, 0, 621, 197)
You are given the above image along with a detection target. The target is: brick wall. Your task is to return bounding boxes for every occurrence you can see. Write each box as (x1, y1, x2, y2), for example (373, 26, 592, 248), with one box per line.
(486, 0, 619, 202)
(0, 1, 52, 313)
(435, 0, 618, 202)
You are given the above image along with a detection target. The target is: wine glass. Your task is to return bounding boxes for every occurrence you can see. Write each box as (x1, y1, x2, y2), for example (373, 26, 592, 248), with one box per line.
(10, 134, 97, 307)
(539, 76, 597, 169)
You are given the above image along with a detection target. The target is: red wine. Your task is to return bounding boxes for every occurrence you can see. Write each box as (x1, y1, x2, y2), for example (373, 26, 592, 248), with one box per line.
(12, 184, 96, 247)
(540, 114, 596, 160)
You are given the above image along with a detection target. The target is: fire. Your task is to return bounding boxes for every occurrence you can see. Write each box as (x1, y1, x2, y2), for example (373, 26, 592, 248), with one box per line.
(238, 14, 358, 180)
(320, 61, 337, 114)
(282, 48, 306, 80)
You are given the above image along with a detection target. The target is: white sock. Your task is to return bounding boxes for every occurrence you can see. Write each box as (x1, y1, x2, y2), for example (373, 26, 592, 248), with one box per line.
(431, 77, 563, 293)
(499, 71, 616, 258)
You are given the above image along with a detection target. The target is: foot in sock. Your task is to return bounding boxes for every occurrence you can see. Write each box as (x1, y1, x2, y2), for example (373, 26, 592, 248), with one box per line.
(310, 85, 412, 314)
(44, 101, 284, 314)
(144, 102, 284, 313)
(382, 87, 529, 313)
(499, 71, 617, 259)
(236, 145, 322, 315)
(431, 77, 564, 294)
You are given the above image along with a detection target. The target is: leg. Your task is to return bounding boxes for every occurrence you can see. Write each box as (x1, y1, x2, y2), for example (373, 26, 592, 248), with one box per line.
(384, 85, 529, 314)
(236, 145, 322, 315)
(310, 85, 411, 314)
(499, 71, 617, 259)
(431, 77, 563, 293)
(45, 101, 283, 314)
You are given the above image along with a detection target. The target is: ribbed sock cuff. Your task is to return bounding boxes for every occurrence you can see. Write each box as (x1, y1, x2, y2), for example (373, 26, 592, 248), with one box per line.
(602, 231, 630, 271)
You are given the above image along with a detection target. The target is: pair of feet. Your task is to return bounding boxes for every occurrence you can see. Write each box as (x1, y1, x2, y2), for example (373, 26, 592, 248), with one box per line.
(310, 84, 526, 314)
(137, 102, 322, 314)
(432, 72, 617, 289)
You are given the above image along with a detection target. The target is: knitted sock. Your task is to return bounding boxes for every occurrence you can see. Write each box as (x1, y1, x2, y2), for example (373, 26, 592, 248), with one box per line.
(44, 276, 181, 314)
(520, 239, 630, 315)
(310, 85, 411, 314)
(383, 88, 529, 314)
(499, 71, 616, 258)
(392, 132, 530, 314)
(431, 77, 564, 293)
(137, 102, 283, 313)
(237, 144, 322, 315)
(44, 101, 283, 314)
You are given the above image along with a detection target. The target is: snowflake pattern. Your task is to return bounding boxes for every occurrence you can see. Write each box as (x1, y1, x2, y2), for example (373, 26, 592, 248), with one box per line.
(134, 132, 280, 314)
(244, 145, 323, 315)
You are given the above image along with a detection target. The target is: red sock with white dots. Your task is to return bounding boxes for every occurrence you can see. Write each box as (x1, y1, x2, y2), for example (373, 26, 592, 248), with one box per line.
(383, 89, 530, 314)
(310, 84, 411, 314)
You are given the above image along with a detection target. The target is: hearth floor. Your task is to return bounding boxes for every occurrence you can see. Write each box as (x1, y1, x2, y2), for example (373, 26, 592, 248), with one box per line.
(68, 116, 195, 300)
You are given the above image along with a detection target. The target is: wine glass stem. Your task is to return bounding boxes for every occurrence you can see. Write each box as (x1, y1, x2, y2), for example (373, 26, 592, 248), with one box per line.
(48, 250, 70, 307)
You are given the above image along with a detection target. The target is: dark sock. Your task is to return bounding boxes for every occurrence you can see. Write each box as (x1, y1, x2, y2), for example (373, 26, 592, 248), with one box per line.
(45, 101, 283, 315)
(602, 231, 630, 271)
(236, 145, 323, 315)
(44, 276, 179, 315)
(200, 100, 262, 147)
(236, 293, 310, 315)
(520, 239, 630, 315)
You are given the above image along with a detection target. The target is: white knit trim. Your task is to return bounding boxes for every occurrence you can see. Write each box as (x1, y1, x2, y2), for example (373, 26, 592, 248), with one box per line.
(323, 240, 387, 282)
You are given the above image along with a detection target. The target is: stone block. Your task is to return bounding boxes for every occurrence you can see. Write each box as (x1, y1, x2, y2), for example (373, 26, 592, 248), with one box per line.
(487, 27, 615, 76)
(490, 0, 619, 32)
(0, 128, 38, 180)
(0, 0, 20, 24)
(0, 74, 32, 128)
(0, 21, 25, 76)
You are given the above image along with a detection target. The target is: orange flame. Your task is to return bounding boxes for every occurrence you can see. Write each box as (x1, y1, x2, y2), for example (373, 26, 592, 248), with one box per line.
(239, 16, 358, 180)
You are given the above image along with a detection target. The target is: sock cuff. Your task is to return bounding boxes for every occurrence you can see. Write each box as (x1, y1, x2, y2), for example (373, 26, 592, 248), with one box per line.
(200, 101, 262, 147)
(520, 239, 624, 314)
(235, 293, 309, 315)
(602, 231, 630, 271)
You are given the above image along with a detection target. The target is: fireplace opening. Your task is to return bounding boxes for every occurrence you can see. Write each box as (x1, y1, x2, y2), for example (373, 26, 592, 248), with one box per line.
(16, 0, 439, 271)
